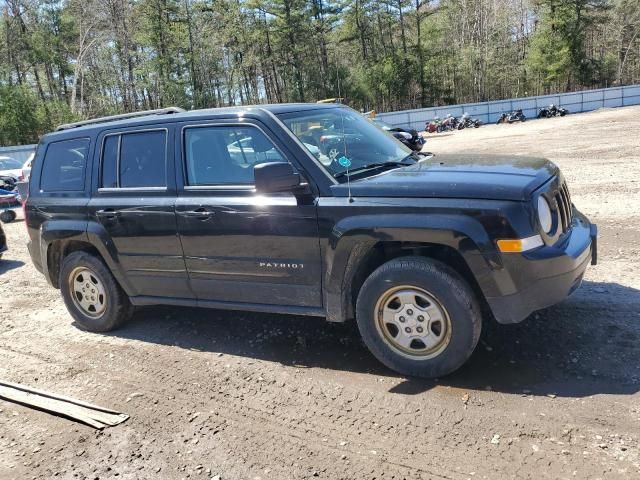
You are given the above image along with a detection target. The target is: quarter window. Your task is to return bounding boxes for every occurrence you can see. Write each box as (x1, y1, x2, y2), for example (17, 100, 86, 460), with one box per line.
(40, 138, 89, 192)
(184, 126, 286, 186)
(101, 130, 167, 188)
(101, 135, 118, 188)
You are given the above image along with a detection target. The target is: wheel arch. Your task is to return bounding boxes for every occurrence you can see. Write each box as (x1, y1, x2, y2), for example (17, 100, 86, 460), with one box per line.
(323, 214, 500, 322)
(41, 220, 134, 295)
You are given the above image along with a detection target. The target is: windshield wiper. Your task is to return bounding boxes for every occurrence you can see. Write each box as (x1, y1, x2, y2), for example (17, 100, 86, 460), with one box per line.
(333, 161, 412, 179)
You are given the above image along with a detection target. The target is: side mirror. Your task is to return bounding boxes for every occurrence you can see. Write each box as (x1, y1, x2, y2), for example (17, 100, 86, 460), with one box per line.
(254, 162, 302, 193)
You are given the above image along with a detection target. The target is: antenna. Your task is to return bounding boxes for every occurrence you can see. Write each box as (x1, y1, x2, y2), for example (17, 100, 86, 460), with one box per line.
(346, 163, 353, 203)
(335, 55, 353, 202)
(339, 105, 354, 203)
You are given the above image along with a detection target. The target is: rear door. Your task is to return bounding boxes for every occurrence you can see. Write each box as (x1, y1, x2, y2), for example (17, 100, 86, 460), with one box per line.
(175, 119, 323, 308)
(87, 124, 192, 299)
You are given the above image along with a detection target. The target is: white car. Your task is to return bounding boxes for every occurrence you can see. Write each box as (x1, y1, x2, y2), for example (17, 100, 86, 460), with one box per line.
(0, 156, 23, 180)
(228, 138, 321, 164)
(21, 152, 34, 181)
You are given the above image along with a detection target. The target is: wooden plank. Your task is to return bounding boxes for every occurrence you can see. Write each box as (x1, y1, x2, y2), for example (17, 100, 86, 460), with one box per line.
(0, 381, 129, 429)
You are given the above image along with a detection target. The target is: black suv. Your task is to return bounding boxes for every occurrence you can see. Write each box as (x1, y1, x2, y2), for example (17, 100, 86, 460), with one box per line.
(25, 104, 597, 378)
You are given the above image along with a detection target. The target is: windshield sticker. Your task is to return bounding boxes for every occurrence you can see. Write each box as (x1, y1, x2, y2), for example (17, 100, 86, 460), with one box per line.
(338, 156, 352, 168)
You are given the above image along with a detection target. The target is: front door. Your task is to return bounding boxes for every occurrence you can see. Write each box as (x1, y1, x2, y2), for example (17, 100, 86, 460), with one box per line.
(88, 124, 192, 299)
(175, 120, 322, 308)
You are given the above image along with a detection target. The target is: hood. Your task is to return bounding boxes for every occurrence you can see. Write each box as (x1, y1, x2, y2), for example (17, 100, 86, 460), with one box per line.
(331, 154, 558, 201)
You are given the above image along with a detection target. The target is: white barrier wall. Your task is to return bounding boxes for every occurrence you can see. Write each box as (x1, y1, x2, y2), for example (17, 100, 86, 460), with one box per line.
(0, 144, 36, 163)
(376, 85, 640, 130)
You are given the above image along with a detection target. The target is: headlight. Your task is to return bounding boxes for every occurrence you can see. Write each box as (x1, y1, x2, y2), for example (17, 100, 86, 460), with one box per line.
(537, 196, 553, 233)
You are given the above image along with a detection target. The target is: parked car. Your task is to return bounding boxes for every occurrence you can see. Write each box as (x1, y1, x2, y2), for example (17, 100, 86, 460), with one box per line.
(0, 156, 23, 180)
(21, 152, 34, 181)
(25, 105, 597, 378)
(371, 118, 425, 151)
(0, 221, 6, 259)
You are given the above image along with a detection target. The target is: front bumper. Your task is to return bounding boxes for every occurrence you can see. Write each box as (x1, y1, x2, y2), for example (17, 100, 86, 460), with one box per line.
(486, 210, 597, 324)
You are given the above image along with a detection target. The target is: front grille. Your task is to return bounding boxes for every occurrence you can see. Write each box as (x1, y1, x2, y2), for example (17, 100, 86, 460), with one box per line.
(555, 181, 573, 234)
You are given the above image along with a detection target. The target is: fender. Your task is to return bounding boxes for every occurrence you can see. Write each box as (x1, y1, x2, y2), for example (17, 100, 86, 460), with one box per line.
(85, 221, 136, 296)
(39, 220, 90, 286)
(39, 219, 136, 296)
(323, 213, 504, 322)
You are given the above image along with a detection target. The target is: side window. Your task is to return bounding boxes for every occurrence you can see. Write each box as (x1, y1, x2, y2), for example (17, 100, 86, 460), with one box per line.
(101, 135, 118, 188)
(101, 130, 166, 188)
(184, 126, 286, 186)
(40, 138, 89, 192)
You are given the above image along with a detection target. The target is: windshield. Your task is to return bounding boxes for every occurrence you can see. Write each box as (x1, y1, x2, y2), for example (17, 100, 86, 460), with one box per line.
(278, 107, 412, 180)
(0, 157, 23, 170)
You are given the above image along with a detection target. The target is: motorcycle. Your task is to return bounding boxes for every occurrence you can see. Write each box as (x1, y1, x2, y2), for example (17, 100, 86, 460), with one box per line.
(440, 115, 459, 131)
(497, 109, 526, 124)
(426, 115, 458, 133)
(537, 104, 568, 118)
(457, 114, 482, 129)
(426, 118, 441, 133)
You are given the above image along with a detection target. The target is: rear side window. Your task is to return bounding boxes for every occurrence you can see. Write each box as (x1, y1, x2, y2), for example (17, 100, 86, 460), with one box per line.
(101, 130, 167, 189)
(40, 138, 89, 192)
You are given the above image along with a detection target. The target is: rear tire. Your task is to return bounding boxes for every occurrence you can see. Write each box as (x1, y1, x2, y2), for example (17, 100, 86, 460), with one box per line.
(60, 251, 133, 332)
(356, 257, 482, 378)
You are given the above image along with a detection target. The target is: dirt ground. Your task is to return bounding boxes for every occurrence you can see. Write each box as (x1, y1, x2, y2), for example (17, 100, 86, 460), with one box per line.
(1, 106, 639, 480)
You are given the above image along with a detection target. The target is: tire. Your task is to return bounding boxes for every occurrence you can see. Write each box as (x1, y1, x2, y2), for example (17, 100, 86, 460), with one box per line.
(0, 210, 16, 223)
(60, 251, 133, 332)
(356, 257, 482, 378)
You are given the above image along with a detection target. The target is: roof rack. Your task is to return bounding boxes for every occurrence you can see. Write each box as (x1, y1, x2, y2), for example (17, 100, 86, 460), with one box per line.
(55, 107, 186, 131)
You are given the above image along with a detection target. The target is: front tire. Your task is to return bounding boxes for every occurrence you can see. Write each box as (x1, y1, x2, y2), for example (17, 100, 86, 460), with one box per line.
(60, 251, 133, 332)
(356, 257, 482, 378)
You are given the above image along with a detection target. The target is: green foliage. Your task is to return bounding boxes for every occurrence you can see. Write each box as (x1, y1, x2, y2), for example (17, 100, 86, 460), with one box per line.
(527, 25, 574, 87)
(0, 85, 42, 145)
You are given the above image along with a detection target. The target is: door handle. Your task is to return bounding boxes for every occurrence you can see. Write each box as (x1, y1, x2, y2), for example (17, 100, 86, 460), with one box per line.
(180, 208, 214, 220)
(96, 208, 120, 219)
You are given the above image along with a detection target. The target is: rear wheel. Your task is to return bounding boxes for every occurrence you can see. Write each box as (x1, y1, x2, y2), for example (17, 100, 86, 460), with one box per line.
(356, 257, 482, 378)
(60, 251, 133, 332)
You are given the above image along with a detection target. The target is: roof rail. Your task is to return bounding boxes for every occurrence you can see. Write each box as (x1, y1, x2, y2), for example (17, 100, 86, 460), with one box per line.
(55, 107, 186, 131)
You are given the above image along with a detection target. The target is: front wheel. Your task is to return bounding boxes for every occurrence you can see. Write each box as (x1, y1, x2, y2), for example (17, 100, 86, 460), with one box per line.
(356, 257, 482, 378)
(60, 251, 133, 332)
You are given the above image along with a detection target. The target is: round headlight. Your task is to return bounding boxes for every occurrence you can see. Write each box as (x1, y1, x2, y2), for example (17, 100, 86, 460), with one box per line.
(537, 196, 553, 233)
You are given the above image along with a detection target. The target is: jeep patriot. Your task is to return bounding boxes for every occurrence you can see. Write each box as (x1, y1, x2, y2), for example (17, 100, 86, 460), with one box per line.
(25, 104, 597, 377)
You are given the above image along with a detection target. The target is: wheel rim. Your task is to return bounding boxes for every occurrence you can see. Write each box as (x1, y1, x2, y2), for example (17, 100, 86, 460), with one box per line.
(69, 267, 107, 319)
(374, 285, 452, 360)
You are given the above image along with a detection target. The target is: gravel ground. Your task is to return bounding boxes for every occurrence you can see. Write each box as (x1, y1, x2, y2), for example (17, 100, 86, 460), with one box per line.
(1, 106, 639, 480)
